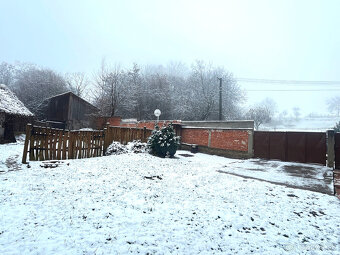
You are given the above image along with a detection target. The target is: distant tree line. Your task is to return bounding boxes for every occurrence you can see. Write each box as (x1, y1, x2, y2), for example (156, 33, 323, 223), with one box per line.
(0, 62, 87, 115)
(0, 60, 245, 121)
(5, 60, 318, 129)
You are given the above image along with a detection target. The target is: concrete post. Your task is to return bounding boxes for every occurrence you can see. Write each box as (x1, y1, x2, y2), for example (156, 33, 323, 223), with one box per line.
(327, 130, 335, 168)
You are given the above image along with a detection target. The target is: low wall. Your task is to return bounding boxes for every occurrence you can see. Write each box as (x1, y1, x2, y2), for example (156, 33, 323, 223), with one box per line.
(120, 120, 181, 129)
(115, 119, 254, 159)
(180, 127, 253, 159)
(182, 120, 254, 129)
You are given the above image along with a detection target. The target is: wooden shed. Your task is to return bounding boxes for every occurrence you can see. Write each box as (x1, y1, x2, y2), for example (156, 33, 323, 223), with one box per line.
(0, 84, 34, 143)
(38, 92, 99, 130)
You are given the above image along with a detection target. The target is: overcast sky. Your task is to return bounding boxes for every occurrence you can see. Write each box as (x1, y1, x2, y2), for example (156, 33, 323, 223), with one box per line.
(1, 0, 339, 116)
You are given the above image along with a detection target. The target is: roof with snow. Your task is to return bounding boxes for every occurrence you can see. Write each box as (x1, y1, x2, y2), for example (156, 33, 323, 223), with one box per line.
(45, 91, 99, 111)
(0, 84, 34, 116)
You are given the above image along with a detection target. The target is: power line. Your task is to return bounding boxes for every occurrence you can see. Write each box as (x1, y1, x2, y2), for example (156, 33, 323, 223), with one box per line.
(247, 89, 340, 92)
(236, 78, 340, 85)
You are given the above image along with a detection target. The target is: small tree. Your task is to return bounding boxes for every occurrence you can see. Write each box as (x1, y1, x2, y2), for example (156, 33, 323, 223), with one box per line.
(327, 96, 340, 116)
(334, 121, 340, 132)
(292, 107, 301, 120)
(147, 124, 180, 157)
(246, 106, 272, 130)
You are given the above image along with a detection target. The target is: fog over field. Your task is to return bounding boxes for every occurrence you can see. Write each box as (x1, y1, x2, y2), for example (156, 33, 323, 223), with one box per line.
(1, 0, 339, 120)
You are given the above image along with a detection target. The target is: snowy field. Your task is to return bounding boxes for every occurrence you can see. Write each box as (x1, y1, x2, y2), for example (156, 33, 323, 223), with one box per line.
(0, 141, 340, 254)
(261, 116, 340, 131)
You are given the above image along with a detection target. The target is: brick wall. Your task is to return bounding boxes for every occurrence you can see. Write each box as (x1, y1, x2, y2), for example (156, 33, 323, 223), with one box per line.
(96, 116, 122, 129)
(114, 119, 252, 156)
(121, 120, 181, 130)
(181, 128, 210, 147)
(181, 128, 249, 152)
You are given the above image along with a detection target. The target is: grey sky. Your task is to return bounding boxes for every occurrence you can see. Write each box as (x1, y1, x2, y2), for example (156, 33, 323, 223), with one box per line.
(1, 0, 339, 115)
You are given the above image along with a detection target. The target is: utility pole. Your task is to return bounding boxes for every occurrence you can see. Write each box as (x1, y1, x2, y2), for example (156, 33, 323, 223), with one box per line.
(218, 77, 222, 120)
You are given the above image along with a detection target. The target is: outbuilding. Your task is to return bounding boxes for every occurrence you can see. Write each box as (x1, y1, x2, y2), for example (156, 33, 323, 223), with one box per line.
(37, 92, 99, 130)
(0, 84, 34, 143)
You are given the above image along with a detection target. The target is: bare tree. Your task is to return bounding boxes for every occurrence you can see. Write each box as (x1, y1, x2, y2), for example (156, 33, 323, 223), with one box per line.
(65, 72, 89, 98)
(13, 65, 68, 114)
(0, 62, 16, 87)
(186, 60, 244, 120)
(90, 60, 244, 121)
(327, 96, 340, 116)
(246, 106, 272, 130)
(142, 65, 172, 120)
(292, 107, 301, 120)
(93, 60, 126, 117)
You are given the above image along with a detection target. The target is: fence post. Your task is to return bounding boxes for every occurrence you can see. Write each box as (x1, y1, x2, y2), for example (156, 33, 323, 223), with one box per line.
(69, 131, 74, 159)
(103, 122, 110, 154)
(22, 124, 32, 163)
(327, 130, 335, 168)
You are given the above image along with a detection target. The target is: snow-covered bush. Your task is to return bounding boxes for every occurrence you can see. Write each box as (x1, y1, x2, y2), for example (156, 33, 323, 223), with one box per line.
(106, 140, 148, 155)
(105, 141, 128, 155)
(126, 140, 148, 153)
(147, 124, 180, 158)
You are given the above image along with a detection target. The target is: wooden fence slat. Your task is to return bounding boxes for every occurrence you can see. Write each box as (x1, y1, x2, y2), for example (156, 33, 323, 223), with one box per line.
(47, 127, 52, 160)
(43, 127, 48, 160)
(69, 132, 74, 159)
(90, 132, 94, 157)
(57, 130, 62, 160)
(100, 131, 104, 156)
(75, 132, 79, 159)
(36, 127, 42, 161)
(22, 125, 154, 163)
(22, 124, 32, 163)
(29, 127, 35, 161)
(53, 129, 58, 160)
(62, 131, 68, 160)
(86, 131, 91, 158)
(82, 132, 87, 158)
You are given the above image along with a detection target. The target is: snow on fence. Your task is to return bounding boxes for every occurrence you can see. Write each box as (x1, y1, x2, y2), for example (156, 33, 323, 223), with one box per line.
(22, 124, 153, 163)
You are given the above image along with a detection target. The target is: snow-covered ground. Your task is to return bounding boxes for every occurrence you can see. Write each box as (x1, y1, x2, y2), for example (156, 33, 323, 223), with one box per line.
(219, 159, 334, 195)
(0, 143, 339, 254)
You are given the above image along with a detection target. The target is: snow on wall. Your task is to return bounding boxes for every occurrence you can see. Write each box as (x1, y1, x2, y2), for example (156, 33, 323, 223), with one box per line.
(0, 84, 33, 116)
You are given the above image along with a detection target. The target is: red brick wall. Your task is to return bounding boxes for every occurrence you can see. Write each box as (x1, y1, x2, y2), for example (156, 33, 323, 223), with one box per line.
(210, 129, 248, 151)
(117, 120, 250, 153)
(120, 120, 181, 130)
(96, 116, 122, 129)
(181, 128, 249, 152)
(181, 128, 210, 146)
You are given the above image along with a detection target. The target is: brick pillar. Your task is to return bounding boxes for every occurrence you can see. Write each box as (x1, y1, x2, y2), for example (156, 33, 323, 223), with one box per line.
(248, 129, 254, 158)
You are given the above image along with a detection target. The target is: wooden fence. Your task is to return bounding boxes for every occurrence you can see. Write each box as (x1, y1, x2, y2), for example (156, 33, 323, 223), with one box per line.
(103, 126, 152, 149)
(22, 124, 153, 163)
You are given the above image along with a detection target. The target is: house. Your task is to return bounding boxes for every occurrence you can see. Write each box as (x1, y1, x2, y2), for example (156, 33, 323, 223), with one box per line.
(37, 92, 99, 130)
(0, 84, 34, 143)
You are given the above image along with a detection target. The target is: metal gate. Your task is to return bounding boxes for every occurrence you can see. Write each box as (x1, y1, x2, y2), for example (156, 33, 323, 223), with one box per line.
(254, 131, 326, 165)
(335, 133, 340, 169)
